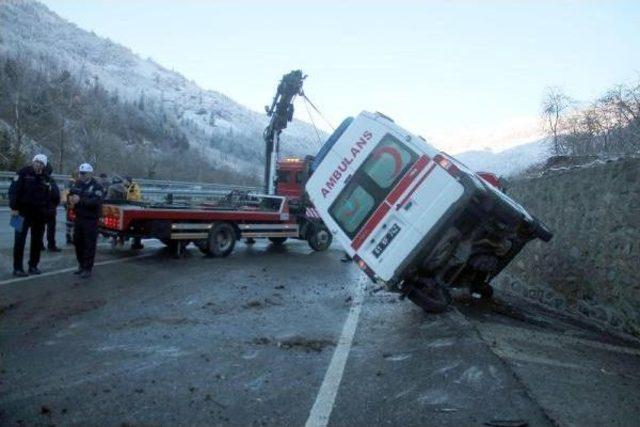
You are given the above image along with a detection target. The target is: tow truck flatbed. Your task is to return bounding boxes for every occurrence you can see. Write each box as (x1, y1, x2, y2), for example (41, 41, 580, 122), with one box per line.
(95, 192, 330, 257)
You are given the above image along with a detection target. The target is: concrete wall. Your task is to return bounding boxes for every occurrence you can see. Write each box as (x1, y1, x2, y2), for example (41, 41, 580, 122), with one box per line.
(493, 157, 640, 337)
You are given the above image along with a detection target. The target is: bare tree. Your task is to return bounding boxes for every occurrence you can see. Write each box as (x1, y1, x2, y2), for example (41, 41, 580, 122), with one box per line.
(599, 83, 640, 151)
(541, 87, 572, 155)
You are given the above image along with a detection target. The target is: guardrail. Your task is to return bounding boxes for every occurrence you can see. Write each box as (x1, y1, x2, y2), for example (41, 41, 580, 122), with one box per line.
(0, 170, 262, 205)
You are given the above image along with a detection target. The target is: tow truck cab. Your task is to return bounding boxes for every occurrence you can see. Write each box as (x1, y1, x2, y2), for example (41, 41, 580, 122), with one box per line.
(276, 157, 312, 201)
(305, 111, 552, 312)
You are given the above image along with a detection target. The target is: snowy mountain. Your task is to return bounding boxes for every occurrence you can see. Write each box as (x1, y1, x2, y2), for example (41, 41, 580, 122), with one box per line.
(0, 0, 325, 177)
(454, 138, 551, 177)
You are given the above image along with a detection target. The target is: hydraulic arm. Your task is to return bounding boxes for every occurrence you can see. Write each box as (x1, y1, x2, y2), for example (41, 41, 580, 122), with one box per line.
(263, 70, 306, 194)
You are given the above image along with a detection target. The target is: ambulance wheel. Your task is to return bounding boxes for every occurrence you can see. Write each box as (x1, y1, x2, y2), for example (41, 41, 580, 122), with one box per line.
(406, 279, 451, 314)
(308, 226, 332, 252)
(208, 222, 236, 257)
(269, 237, 287, 245)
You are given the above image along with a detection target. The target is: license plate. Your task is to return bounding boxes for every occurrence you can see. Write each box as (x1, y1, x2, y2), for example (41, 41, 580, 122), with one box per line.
(373, 223, 401, 258)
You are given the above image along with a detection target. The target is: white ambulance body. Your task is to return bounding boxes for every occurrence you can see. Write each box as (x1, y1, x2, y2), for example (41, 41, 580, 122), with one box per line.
(306, 111, 552, 312)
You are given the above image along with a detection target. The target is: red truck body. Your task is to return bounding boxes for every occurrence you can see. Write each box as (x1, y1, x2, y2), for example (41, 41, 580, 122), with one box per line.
(93, 159, 331, 257)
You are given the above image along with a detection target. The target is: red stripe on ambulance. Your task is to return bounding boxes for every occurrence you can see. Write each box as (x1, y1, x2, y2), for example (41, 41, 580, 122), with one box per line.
(351, 202, 391, 250)
(386, 155, 430, 204)
(350, 155, 436, 250)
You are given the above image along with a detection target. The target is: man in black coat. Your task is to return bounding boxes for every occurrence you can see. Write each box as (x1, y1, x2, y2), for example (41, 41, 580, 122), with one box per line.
(43, 163, 62, 252)
(68, 163, 103, 278)
(9, 154, 52, 277)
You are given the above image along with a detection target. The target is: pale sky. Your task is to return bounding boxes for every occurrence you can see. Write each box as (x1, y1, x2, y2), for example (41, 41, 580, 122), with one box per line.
(41, 0, 640, 153)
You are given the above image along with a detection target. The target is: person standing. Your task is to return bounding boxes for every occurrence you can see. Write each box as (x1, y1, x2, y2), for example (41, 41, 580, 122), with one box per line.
(9, 154, 51, 277)
(124, 176, 144, 250)
(43, 163, 62, 252)
(124, 176, 141, 202)
(106, 175, 126, 201)
(63, 171, 77, 245)
(105, 175, 127, 247)
(68, 163, 103, 278)
(97, 173, 110, 191)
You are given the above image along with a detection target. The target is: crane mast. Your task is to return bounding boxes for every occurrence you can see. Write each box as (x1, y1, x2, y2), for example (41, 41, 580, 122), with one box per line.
(263, 70, 306, 195)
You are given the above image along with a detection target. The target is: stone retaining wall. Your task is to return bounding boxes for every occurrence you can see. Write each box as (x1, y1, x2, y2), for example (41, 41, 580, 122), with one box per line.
(494, 157, 640, 337)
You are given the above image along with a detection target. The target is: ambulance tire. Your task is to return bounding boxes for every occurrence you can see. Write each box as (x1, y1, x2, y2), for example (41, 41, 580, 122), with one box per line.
(407, 279, 451, 314)
(208, 222, 236, 257)
(268, 237, 288, 245)
(308, 226, 332, 252)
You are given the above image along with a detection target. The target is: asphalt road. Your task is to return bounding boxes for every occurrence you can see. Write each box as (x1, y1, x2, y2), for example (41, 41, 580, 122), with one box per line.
(1, 209, 639, 426)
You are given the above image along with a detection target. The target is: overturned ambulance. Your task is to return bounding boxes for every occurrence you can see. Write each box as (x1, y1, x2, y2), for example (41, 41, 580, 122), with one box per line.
(306, 111, 552, 312)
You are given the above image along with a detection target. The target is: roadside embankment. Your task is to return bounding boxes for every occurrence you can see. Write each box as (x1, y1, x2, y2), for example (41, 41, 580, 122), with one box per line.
(495, 157, 640, 337)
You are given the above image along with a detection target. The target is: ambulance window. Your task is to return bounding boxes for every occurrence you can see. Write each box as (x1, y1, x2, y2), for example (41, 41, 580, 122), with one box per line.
(362, 134, 417, 189)
(329, 183, 375, 237)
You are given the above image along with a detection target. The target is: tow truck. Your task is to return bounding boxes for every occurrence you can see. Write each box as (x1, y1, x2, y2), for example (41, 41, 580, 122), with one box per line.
(96, 71, 332, 257)
(306, 111, 552, 312)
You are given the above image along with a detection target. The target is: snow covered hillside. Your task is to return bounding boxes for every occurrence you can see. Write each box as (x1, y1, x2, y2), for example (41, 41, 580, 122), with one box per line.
(0, 0, 325, 175)
(454, 138, 551, 177)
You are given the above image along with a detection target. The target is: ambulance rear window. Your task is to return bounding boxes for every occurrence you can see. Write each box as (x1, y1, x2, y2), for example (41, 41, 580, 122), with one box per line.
(362, 134, 417, 189)
(329, 184, 375, 236)
(329, 133, 418, 239)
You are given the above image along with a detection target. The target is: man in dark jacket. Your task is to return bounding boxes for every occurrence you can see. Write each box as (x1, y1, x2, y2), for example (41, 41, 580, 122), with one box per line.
(43, 163, 62, 252)
(9, 154, 51, 276)
(68, 163, 103, 278)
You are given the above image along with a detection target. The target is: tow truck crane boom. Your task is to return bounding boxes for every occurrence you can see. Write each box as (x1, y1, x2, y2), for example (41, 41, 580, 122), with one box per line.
(263, 70, 306, 194)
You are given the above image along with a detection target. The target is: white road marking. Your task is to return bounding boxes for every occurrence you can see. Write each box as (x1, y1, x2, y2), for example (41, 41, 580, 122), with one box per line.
(305, 276, 367, 427)
(0, 253, 155, 286)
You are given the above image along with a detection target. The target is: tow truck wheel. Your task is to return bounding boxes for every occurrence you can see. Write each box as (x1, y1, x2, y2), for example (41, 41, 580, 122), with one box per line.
(208, 222, 236, 257)
(406, 279, 451, 314)
(268, 237, 287, 245)
(308, 226, 332, 252)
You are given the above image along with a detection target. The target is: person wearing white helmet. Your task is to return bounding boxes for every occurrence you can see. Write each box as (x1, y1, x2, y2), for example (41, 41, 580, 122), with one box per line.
(8, 154, 53, 276)
(68, 162, 103, 278)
